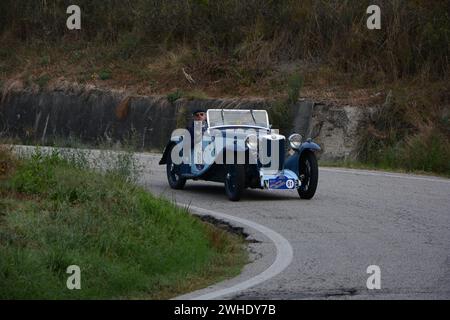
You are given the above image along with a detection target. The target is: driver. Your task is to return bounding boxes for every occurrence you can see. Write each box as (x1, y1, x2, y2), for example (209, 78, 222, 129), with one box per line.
(187, 109, 208, 147)
(187, 109, 208, 171)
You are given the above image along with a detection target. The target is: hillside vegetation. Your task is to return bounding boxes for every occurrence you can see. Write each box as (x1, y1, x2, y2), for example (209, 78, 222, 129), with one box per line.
(1, 1, 448, 95)
(0, 0, 449, 173)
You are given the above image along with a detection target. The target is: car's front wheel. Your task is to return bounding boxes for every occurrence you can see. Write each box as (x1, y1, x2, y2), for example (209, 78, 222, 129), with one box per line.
(166, 145, 187, 190)
(224, 165, 245, 201)
(297, 151, 318, 199)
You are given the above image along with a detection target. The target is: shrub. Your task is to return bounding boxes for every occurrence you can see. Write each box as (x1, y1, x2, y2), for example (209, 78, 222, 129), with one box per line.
(116, 33, 141, 60)
(287, 74, 303, 105)
(11, 150, 58, 194)
(268, 73, 303, 136)
(167, 89, 184, 103)
(40, 55, 50, 66)
(36, 74, 51, 89)
(98, 69, 112, 80)
(400, 129, 450, 174)
(356, 86, 450, 175)
(268, 100, 293, 137)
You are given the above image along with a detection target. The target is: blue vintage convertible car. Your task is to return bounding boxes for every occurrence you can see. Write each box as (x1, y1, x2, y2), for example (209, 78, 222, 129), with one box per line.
(159, 109, 320, 201)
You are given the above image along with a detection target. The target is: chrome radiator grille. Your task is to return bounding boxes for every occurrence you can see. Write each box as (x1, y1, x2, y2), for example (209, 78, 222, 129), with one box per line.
(259, 136, 285, 171)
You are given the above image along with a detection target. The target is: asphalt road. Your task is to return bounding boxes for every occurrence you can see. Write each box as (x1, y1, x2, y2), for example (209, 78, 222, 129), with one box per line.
(140, 154, 450, 300)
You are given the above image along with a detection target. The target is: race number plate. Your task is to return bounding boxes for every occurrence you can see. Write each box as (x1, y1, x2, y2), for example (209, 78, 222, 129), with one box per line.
(268, 177, 296, 189)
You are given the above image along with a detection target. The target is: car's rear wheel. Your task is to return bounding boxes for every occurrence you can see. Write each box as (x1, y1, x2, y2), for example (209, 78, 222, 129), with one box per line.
(166, 145, 186, 190)
(224, 165, 245, 201)
(297, 151, 318, 199)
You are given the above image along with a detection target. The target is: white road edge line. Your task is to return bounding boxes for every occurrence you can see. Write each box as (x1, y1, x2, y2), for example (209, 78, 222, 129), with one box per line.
(321, 167, 450, 184)
(173, 203, 294, 300)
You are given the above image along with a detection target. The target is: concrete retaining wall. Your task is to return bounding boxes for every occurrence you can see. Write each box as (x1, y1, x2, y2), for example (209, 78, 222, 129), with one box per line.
(0, 86, 365, 159)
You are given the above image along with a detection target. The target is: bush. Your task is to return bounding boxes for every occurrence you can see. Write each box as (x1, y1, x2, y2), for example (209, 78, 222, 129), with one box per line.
(10, 150, 60, 194)
(268, 100, 293, 136)
(98, 69, 112, 80)
(116, 33, 141, 60)
(287, 74, 303, 105)
(36, 74, 51, 89)
(400, 129, 450, 174)
(167, 89, 184, 103)
(268, 73, 303, 136)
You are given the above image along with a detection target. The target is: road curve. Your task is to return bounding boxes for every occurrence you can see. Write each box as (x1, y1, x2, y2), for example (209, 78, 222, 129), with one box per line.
(173, 204, 293, 300)
(140, 153, 450, 300)
(9, 146, 450, 299)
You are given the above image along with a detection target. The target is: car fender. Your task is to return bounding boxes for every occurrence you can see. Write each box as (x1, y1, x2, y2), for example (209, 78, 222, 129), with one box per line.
(159, 141, 177, 165)
(299, 141, 321, 155)
(284, 141, 321, 175)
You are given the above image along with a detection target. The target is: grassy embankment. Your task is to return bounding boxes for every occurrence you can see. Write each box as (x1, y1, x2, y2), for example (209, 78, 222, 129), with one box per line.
(321, 84, 450, 177)
(0, 146, 246, 299)
(0, 1, 448, 175)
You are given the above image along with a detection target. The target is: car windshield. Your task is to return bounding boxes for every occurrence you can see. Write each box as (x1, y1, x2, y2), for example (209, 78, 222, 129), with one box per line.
(207, 109, 269, 128)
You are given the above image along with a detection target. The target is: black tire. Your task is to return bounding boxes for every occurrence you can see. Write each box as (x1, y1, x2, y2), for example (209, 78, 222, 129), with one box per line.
(224, 165, 245, 201)
(166, 145, 186, 190)
(297, 151, 318, 199)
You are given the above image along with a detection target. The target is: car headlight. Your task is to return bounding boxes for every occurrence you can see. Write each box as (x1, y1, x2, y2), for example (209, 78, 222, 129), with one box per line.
(288, 133, 302, 149)
(246, 135, 258, 150)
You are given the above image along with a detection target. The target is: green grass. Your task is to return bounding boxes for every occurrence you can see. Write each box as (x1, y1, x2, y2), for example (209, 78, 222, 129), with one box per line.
(0, 148, 246, 299)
